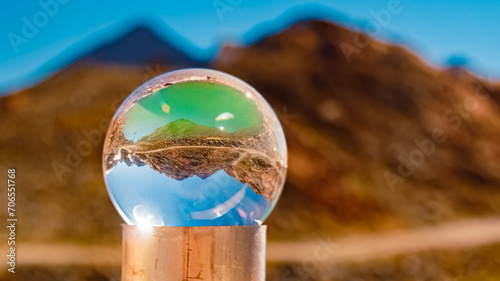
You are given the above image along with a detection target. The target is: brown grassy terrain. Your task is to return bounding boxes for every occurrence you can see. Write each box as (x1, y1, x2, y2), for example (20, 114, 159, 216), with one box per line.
(267, 243, 500, 281)
(0, 20, 499, 253)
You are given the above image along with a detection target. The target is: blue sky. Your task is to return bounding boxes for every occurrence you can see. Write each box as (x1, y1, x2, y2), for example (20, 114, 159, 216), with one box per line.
(1, 0, 499, 94)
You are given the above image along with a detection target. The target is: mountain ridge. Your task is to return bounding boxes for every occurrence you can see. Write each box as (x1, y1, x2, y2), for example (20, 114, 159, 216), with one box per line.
(138, 118, 230, 141)
(80, 25, 201, 66)
(4, 3, 484, 97)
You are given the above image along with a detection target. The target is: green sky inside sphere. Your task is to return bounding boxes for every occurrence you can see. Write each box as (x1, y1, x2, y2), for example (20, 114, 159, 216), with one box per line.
(123, 81, 263, 141)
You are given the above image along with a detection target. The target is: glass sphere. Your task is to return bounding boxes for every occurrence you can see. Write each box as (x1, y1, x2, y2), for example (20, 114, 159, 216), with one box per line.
(102, 69, 287, 226)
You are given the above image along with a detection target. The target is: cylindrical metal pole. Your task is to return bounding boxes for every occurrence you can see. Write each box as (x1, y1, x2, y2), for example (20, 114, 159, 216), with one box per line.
(121, 225, 266, 281)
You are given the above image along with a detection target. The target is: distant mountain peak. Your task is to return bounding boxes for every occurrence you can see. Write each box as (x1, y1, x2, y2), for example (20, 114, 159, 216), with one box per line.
(139, 118, 228, 141)
(82, 25, 200, 67)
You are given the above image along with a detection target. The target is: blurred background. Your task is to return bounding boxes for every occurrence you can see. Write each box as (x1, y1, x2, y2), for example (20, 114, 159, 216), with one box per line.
(1, 0, 500, 280)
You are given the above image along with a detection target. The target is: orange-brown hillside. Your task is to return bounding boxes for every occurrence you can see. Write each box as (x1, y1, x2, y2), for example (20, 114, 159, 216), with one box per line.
(1, 20, 499, 244)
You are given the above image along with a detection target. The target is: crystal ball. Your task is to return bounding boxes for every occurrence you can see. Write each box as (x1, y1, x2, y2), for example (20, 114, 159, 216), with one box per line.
(103, 69, 287, 226)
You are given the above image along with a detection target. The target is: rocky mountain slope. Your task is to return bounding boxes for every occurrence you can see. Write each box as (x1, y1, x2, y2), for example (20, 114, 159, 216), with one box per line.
(1, 20, 500, 244)
(216, 20, 500, 236)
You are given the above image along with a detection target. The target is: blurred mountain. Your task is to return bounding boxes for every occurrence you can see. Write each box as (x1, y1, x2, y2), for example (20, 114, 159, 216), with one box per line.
(80, 26, 200, 67)
(1, 20, 500, 244)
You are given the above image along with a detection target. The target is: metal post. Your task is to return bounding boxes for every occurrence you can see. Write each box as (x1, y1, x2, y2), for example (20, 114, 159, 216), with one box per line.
(121, 225, 266, 281)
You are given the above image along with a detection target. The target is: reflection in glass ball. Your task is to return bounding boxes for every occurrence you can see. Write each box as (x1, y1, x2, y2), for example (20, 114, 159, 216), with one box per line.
(102, 69, 287, 226)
